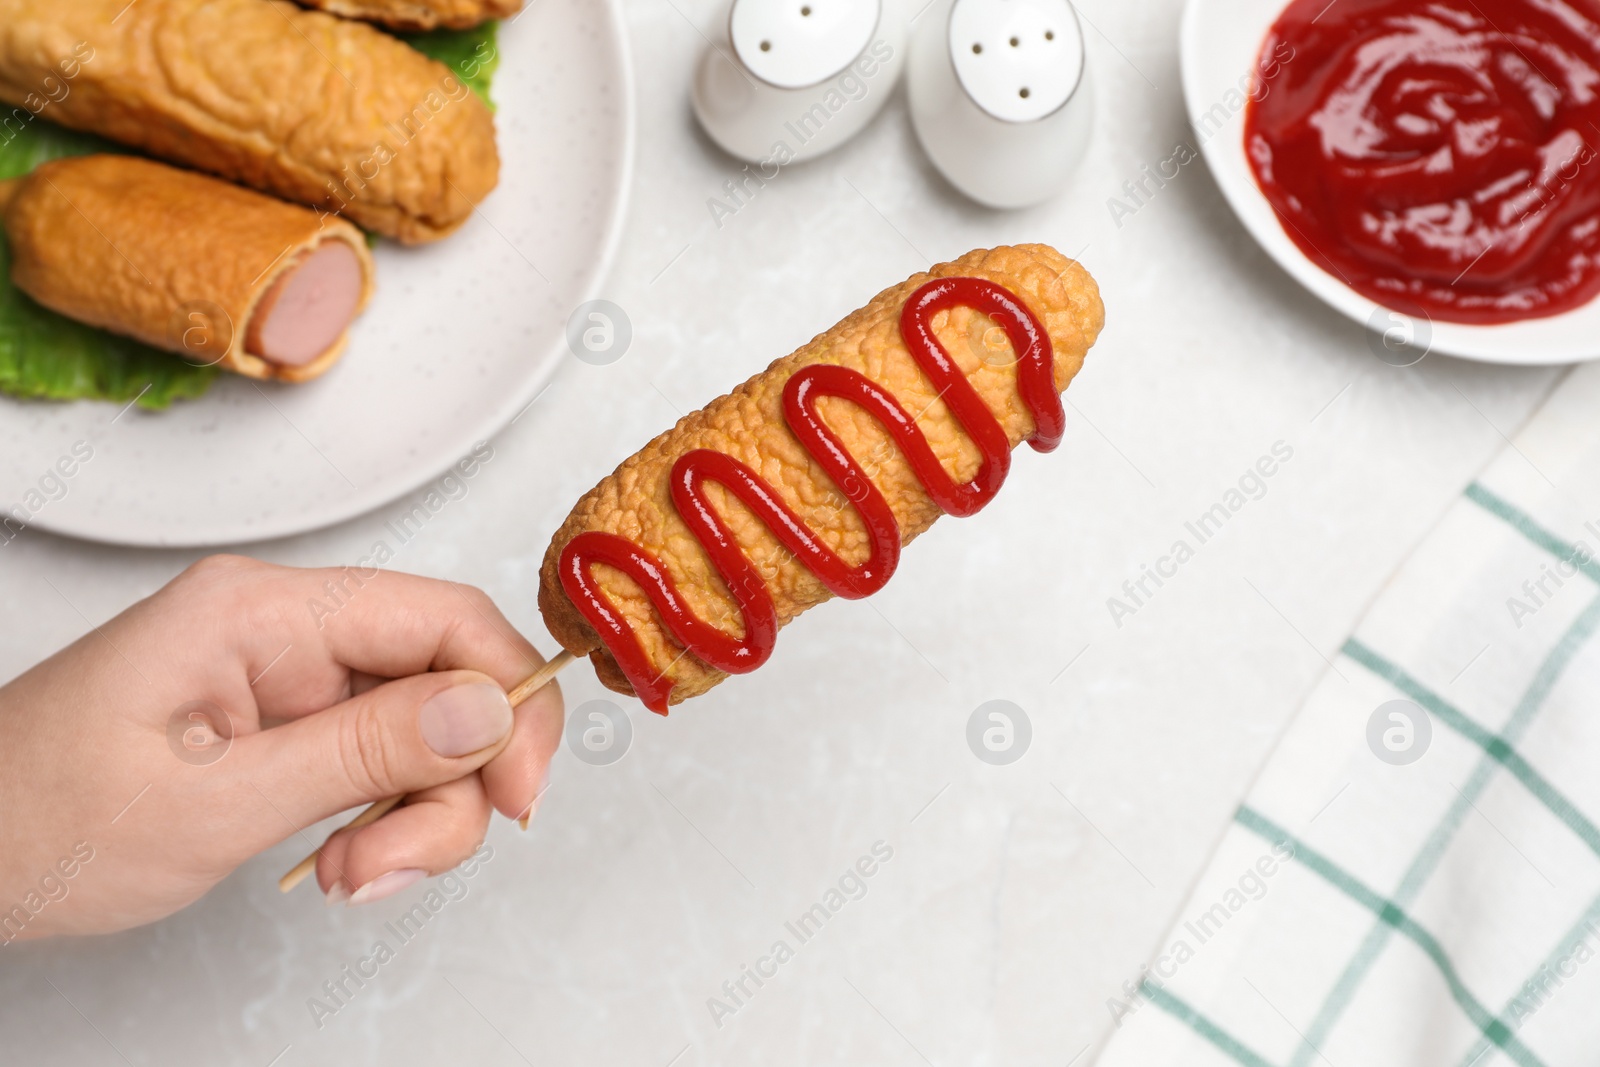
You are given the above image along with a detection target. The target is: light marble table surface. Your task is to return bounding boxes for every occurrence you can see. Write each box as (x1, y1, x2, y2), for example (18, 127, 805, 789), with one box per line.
(0, 1, 1569, 1064)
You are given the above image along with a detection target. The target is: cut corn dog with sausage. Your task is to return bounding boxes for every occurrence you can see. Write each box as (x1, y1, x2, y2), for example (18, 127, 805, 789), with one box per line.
(295, 0, 520, 31)
(0, 0, 499, 244)
(2, 155, 374, 382)
(539, 245, 1105, 711)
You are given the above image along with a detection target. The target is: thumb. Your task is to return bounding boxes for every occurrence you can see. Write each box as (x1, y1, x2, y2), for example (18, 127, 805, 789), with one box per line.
(234, 670, 513, 839)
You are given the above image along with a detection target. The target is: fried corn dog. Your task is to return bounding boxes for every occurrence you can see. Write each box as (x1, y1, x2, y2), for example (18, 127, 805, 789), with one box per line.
(539, 245, 1105, 711)
(0, 0, 499, 244)
(296, 0, 520, 31)
(2, 155, 374, 382)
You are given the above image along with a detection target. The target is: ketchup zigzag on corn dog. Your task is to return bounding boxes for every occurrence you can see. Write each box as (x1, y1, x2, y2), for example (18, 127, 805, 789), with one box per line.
(539, 245, 1104, 712)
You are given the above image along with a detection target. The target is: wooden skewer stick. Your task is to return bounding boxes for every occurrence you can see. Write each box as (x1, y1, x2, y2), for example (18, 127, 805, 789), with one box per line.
(277, 649, 577, 893)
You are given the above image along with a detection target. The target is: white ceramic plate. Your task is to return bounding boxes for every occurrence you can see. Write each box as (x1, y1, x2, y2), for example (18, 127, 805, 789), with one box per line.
(0, 0, 634, 546)
(1179, 0, 1600, 365)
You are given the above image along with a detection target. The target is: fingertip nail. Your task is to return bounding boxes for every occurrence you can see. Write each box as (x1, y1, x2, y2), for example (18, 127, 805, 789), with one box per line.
(420, 682, 513, 758)
(520, 770, 550, 831)
(347, 868, 426, 907)
(324, 881, 351, 906)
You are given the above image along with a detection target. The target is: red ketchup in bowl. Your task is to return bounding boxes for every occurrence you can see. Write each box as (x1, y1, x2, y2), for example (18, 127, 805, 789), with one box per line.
(1243, 0, 1600, 324)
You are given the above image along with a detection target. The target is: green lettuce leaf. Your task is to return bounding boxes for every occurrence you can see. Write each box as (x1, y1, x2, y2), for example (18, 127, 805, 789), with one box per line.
(0, 21, 499, 410)
(402, 22, 501, 107)
(0, 123, 216, 409)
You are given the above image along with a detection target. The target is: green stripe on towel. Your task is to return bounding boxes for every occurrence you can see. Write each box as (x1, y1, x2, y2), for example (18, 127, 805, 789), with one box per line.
(1235, 808, 1547, 1067)
(1463, 483, 1600, 585)
(1143, 984, 1277, 1067)
(1289, 598, 1600, 1065)
(1343, 639, 1600, 856)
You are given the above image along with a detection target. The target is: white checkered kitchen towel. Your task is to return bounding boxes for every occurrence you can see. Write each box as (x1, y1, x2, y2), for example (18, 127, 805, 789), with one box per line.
(1095, 362, 1600, 1067)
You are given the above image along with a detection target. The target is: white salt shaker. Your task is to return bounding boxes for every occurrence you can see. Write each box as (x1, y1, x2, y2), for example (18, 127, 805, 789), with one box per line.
(908, 0, 1094, 208)
(691, 0, 910, 165)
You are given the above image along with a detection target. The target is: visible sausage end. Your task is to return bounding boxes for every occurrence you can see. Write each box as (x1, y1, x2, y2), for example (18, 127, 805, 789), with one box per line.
(246, 240, 367, 368)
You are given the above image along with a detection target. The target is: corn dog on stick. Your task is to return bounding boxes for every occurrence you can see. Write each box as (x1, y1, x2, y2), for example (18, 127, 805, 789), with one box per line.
(3, 155, 374, 382)
(0, 0, 499, 244)
(539, 245, 1105, 709)
(295, 0, 520, 31)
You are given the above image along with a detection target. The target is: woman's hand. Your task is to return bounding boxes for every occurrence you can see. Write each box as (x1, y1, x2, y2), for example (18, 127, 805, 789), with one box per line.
(0, 555, 563, 939)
